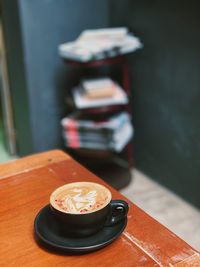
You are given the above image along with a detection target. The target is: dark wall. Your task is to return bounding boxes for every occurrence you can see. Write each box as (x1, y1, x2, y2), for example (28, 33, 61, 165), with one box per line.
(1, 0, 109, 155)
(110, 0, 200, 207)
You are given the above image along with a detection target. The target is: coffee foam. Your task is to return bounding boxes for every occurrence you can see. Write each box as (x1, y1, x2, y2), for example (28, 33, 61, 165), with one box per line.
(50, 182, 111, 214)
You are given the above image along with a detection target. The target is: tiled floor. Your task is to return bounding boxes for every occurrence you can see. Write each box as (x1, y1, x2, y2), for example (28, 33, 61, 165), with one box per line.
(120, 169, 200, 251)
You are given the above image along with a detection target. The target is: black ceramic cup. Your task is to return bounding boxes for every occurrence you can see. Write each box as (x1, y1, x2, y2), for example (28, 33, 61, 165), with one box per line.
(50, 182, 129, 237)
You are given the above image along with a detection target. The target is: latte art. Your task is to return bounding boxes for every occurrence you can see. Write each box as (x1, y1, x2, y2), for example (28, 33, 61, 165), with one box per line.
(51, 182, 111, 214)
(55, 188, 99, 213)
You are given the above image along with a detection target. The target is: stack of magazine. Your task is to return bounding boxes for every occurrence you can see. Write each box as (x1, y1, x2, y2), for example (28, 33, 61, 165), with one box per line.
(72, 77, 128, 109)
(59, 27, 142, 62)
(61, 112, 133, 152)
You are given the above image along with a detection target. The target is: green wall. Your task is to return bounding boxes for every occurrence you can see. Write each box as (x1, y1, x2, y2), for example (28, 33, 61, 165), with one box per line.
(111, 0, 200, 207)
(1, 0, 109, 155)
(1, 0, 33, 154)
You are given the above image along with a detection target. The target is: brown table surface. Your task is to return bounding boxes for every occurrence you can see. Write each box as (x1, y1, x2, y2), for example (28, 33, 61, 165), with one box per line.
(0, 150, 199, 267)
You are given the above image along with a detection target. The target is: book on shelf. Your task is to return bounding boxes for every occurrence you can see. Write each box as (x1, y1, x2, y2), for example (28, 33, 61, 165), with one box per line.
(58, 27, 142, 62)
(81, 77, 116, 99)
(61, 112, 134, 152)
(72, 77, 128, 109)
(77, 28, 128, 41)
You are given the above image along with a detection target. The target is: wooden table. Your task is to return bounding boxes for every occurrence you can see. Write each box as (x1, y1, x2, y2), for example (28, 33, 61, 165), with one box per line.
(0, 150, 199, 266)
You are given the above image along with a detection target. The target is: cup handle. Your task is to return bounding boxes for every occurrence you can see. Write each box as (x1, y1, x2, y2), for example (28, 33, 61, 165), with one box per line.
(105, 200, 129, 227)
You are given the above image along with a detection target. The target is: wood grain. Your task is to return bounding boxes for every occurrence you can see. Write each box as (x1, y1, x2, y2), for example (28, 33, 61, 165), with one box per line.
(173, 254, 200, 267)
(0, 150, 199, 266)
(0, 149, 70, 179)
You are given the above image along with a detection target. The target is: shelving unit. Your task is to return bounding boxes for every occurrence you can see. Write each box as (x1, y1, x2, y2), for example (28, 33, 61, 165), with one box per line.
(62, 55, 134, 188)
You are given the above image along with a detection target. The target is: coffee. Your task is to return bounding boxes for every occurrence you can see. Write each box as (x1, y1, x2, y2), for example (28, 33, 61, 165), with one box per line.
(50, 182, 129, 237)
(50, 182, 111, 214)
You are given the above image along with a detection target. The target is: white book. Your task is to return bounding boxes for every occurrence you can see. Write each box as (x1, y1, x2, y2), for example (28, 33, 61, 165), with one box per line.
(77, 27, 128, 42)
(72, 83, 128, 109)
(82, 77, 114, 92)
(58, 28, 142, 62)
(113, 121, 133, 152)
(59, 42, 92, 62)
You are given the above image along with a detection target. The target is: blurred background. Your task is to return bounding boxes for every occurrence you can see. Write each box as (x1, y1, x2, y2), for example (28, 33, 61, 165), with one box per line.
(0, 0, 200, 250)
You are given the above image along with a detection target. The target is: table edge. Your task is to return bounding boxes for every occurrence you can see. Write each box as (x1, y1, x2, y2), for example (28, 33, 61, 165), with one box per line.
(0, 149, 70, 180)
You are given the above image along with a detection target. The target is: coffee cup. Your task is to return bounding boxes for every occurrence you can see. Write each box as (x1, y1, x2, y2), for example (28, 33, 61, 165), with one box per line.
(50, 182, 129, 237)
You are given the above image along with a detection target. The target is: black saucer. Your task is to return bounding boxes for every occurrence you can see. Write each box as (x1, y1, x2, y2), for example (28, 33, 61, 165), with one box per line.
(34, 205, 127, 254)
